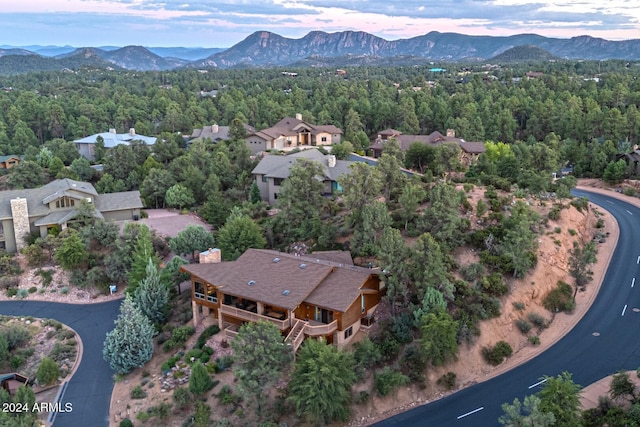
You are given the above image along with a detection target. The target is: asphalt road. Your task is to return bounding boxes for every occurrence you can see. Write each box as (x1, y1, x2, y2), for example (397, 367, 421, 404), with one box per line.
(375, 190, 640, 426)
(0, 299, 121, 427)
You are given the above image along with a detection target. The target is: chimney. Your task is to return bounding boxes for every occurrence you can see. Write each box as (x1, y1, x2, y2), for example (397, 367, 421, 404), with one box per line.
(327, 154, 336, 168)
(211, 124, 219, 133)
(199, 248, 221, 264)
(295, 113, 302, 121)
(446, 129, 455, 137)
(109, 128, 116, 134)
(129, 128, 135, 136)
(10, 198, 30, 253)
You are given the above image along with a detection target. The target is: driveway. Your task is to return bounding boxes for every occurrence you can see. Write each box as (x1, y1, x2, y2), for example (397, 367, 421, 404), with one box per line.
(0, 300, 121, 427)
(140, 209, 211, 238)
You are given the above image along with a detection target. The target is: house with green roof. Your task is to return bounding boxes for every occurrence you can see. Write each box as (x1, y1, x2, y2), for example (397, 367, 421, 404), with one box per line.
(0, 178, 143, 253)
(73, 128, 156, 161)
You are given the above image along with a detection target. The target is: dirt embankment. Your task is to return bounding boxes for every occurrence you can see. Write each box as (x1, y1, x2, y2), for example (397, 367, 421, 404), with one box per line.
(353, 194, 617, 426)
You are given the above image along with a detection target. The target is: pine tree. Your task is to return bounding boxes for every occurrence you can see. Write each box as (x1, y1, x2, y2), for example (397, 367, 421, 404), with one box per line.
(133, 259, 170, 325)
(36, 357, 60, 386)
(126, 225, 160, 295)
(188, 361, 213, 395)
(103, 296, 155, 374)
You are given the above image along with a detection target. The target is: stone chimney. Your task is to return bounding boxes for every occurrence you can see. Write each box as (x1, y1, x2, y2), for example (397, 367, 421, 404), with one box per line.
(446, 129, 455, 137)
(10, 198, 30, 252)
(327, 154, 336, 168)
(109, 128, 116, 134)
(199, 248, 221, 264)
(129, 128, 135, 136)
(211, 124, 219, 133)
(295, 113, 302, 121)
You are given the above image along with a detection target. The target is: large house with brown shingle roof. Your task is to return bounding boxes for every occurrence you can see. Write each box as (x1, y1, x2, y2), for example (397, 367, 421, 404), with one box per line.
(0, 178, 142, 253)
(245, 114, 342, 154)
(181, 248, 382, 351)
(369, 129, 485, 166)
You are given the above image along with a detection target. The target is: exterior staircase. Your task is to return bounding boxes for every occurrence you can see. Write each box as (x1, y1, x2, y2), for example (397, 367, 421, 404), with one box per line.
(285, 319, 306, 353)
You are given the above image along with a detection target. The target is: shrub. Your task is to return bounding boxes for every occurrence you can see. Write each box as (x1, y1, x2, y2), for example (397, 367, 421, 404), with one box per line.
(512, 301, 525, 311)
(28, 287, 37, 294)
(479, 273, 509, 296)
(60, 287, 69, 295)
(36, 357, 60, 386)
(515, 319, 532, 334)
(119, 419, 134, 427)
(6, 289, 17, 298)
(568, 228, 577, 236)
(353, 337, 383, 378)
(16, 289, 29, 299)
(548, 207, 562, 220)
(131, 385, 147, 399)
(189, 361, 213, 395)
(437, 372, 457, 390)
(214, 355, 233, 371)
(527, 312, 548, 329)
(482, 341, 513, 366)
(173, 387, 191, 409)
(374, 367, 409, 396)
(10, 355, 25, 369)
(596, 218, 604, 228)
(22, 244, 46, 266)
(217, 385, 237, 405)
(624, 187, 638, 197)
(401, 344, 427, 384)
(543, 280, 575, 313)
(1, 324, 31, 350)
(461, 263, 484, 282)
(0, 275, 20, 290)
(148, 402, 172, 419)
(194, 325, 219, 349)
(570, 197, 589, 212)
(528, 336, 540, 345)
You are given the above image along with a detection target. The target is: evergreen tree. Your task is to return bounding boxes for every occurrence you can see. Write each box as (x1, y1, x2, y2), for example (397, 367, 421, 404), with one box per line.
(189, 361, 213, 395)
(126, 225, 160, 295)
(288, 339, 357, 425)
(499, 395, 555, 427)
(54, 229, 87, 270)
(103, 296, 155, 374)
(216, 209, 266, 261)
(133, 259, 170, 325)
(169, 225, 215, 260)
(36, 357, 59, 386)
(232, 321, 293, 416)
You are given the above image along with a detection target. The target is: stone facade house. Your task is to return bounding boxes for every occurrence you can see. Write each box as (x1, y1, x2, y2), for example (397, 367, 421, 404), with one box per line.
(188, 123, 256, 145)
(181, 248, 382, 351)
(0, 155, 21, 169)
(0, 178, 143, 253)
(369, 129, 485, 166)
(251, 149, 353, 205)
(246, 114, 342, 154)
(73, 128, 157, 161)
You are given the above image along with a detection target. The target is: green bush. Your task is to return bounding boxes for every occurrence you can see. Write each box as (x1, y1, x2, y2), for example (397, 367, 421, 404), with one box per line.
(1, 324, 31, 350)
(527, 312, 548, 329)
(548, 207, 562, 220)
(172, 387, 191, 409)
(194, 325, 220, 349)
(515, 319, 532, 334)
(624, 187, 638, 197)
(0, 275, 20, 290)
(482, 341, 513, 366)
(374, 367, 409, 396)
(119, 419, 134, 427)
(189, 361, 213, 395)
(479, 273, 509, 297)
(16, 289, 29, 299)
(528, 336, 540, 345)
(6, 289, 17, 298)
(131, 385, 147, 399)
(10, 355, 25, 369)
(36, 357, 60, 385)
(543, 281, 575, 313)
(512, 301, 525, 311)
(28, 286, 37, 294)
(437, 372, 457, 390)
(217, 385, 237, 405)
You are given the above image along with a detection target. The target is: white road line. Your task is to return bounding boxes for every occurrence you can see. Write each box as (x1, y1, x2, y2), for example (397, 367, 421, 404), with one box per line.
(622, 305, 628, 316)
(606, 200, 614, 204)
(637, 256, 640, 265)
(457, 407, 484, 419)
(627, 210, 633, 215)
(528, 378, 549, 389)
(633, 278, 636, 288)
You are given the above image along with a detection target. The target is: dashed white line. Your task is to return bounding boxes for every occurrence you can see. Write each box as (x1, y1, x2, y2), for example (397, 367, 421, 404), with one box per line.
(633, 278, 636, 288)
(637, 256, 640, 265)
(528, 378, 549, 389)
(622, 305, 628, 316)
(606, 200, 614, 204)
(457, 407, 484, 419)
(627, 210, 633, 215)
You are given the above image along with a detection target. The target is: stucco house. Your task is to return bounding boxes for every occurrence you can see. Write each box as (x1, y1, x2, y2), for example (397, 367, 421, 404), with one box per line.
(246, 114, 342, 154)
(369, 129, 485, 166)
(181, 248, 382, 351)
(0, 178, 143, 253)
(251, 149, 353, 205)
(73, 128, 157, 161)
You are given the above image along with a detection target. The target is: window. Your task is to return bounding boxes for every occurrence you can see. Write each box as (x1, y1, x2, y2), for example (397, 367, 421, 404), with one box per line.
(261, 175, 268, 182)
(206, 284, 217, 303)
(55, 197, 76, 209)
(194, 281, 205, 300)
(344, 326, 353, 339)
(321, 136, 327, 142)
(273, 178, 284, 186)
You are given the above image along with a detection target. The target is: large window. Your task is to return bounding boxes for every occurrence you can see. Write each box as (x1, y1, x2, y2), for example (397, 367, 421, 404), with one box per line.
(344, 326, 353, 339)
(55, 197, 76, 209)
(194, 281, 205, 300)
(273, 178, 284, 187)
(206, 284, 217, 303)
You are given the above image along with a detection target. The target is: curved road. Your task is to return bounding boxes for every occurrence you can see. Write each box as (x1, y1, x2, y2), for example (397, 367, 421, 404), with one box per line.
(376, 190, 640, 426)
(0, 299, 121, 427)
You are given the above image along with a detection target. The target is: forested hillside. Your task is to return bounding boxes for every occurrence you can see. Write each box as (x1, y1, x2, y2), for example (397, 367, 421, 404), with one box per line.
(0, 60, 638, 426)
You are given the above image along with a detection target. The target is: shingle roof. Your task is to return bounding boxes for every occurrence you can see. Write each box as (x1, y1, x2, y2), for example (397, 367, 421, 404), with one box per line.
(34, 208, 103, 226)
(182, 249, 375, 312)
(370, 131, 485, 153)
(308, 250, 353, 265)
(0, 155, 20, 162)
(94, 191, 143, 211)
(249, 117, 343, 141)
(0, 179, 142, 220)
(190, 124, 255, 143)
(251, 149, 353, 182)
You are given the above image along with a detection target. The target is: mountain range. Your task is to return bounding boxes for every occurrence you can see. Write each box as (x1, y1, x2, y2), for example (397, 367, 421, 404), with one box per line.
(1, 30, 639, 74)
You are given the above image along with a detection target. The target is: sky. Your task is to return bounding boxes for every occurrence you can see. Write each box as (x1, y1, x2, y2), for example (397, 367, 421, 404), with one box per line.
(1, 0, 639, 48)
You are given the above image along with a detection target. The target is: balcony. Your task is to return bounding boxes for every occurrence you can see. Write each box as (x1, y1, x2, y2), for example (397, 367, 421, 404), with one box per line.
(303, 319, 338, 336)
(219, 304, 289, 330)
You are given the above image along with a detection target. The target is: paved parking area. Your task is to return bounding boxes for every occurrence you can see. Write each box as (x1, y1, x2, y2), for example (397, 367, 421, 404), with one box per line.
(140, 209, 211, 238)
